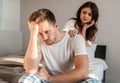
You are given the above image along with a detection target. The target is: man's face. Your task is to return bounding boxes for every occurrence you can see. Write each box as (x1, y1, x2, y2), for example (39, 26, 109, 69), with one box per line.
(38, 20, 57, 45)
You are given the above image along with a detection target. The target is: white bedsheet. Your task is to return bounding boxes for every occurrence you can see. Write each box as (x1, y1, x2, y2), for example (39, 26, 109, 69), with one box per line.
(88, 58, 108, 81)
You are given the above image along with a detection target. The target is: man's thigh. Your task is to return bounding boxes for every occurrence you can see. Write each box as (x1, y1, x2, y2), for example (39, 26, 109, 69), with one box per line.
(19, 74, 102, 83)
(18, 73, 48, 83)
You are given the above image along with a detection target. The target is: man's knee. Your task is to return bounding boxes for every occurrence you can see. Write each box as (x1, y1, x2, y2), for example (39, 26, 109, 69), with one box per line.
(18, 73, 44, 83)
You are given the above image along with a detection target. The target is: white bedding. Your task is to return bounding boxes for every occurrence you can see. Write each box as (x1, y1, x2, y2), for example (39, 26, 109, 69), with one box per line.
(88, 58, 108, 81)
(0, 55, 23, 66)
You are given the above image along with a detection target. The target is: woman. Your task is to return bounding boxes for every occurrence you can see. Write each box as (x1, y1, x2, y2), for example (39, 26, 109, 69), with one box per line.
(63, 1, 99, 47)
(63, 1, 102, 83)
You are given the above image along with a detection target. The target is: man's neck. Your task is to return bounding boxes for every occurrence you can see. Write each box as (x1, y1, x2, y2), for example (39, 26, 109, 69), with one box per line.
(55, 31, 66, 43)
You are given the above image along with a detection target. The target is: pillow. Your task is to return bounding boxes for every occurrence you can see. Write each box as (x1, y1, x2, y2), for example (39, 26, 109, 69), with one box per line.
(87, 44, 97, 59)
(0, 55, 24, 66)
(88, 58, 108, 80)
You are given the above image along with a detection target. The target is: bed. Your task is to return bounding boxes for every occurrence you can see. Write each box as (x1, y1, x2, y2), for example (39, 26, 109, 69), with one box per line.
(95, 45, 107, 82)
(87, 44, 108, 83)
(0, 44, 108, 83)
(0, 55, 24, 83)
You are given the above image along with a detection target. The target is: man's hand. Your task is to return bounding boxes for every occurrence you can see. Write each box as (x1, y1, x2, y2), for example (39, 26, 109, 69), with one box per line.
(37, 67, 51, 82)
(28, 21, 39, 36)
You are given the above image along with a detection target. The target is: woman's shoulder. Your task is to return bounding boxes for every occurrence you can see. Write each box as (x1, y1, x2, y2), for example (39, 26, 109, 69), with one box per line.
(62, 19, 76, 31)
(67, 19, 76, 24)
(64, 19, 76, 27)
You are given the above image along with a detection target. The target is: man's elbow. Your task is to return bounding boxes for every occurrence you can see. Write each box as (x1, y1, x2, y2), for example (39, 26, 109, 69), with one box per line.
(24, 66, 38, 75)
(77, 69, 88, 80)
(24, 62, 38, 75)
(26, 69, 37, 75)
(23, 57, 39, 74)
(82, 71, 88, 79)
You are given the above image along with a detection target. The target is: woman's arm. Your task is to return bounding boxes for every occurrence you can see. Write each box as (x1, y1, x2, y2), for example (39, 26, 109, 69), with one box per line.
(81, 20, 95, 46)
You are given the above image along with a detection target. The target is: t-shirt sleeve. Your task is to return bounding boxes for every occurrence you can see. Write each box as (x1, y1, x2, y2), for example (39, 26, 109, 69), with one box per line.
(73, 35, 88, 56)
(62, 20, 76, 32)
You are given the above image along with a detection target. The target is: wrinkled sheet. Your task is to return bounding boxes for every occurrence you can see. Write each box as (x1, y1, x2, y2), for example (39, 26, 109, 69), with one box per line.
(88, 58, 108, 81)
(0, 55, 25, 83)
(0, 66, 25, 83)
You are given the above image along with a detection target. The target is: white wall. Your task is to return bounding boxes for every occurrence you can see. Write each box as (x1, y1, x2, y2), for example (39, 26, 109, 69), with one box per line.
(95, 0, 120, 82)
(0, 30, 23, 56)
(1, 0, 20, 30)
(21, 0, 120, 83)
(0, 0, 23, 56)
(0, 0, 2, 28)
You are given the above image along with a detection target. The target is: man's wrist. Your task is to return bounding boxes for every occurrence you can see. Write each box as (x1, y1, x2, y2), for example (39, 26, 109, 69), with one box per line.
(47, 75, 52, 83)
(31, 33, 38, 36)
(30, 33, 38, 39)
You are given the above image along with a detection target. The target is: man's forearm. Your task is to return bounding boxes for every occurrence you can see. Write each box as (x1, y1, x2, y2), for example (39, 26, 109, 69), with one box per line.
(48, 55, 88, 83)
(24, 35, 40, 74)
(49, 68, 88, 83)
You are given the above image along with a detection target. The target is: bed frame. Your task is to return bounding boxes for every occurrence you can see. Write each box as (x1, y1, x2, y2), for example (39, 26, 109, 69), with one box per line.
(95, 45, 106, 83)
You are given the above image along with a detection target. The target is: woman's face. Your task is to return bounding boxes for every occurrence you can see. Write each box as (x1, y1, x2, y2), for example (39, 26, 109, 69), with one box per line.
(80, 7, 92, 24)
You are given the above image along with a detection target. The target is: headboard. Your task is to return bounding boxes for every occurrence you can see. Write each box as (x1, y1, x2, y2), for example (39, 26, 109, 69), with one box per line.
(95, 45, 106, 59)
(95, 45, 107, 82)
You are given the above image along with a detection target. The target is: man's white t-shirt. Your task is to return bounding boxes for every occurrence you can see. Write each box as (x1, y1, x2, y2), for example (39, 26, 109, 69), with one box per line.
(38, 32, 87, 75)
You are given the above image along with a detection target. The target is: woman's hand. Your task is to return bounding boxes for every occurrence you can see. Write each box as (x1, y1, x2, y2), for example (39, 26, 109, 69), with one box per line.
(83, 20, 95, 30)
(81, 20, 95, 39)
(68, 29, 77, 37)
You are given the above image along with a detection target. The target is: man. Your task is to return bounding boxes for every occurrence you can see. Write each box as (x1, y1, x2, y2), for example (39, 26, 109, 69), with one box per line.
(19, 9, 89, 83)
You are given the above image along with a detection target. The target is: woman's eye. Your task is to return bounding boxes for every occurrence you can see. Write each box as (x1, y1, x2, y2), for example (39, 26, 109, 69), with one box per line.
(88, 13, 92, 17)
(83, 11, 87, 14)
(82, 11, 92, 17)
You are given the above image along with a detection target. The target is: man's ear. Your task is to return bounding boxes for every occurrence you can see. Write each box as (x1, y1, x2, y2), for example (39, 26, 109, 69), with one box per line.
(54, 22, 58, 28)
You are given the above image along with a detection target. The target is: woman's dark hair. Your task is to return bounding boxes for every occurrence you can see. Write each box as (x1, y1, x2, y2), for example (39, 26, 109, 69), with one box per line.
(73, 1, 99, 41)
(28, 9, 56, 25)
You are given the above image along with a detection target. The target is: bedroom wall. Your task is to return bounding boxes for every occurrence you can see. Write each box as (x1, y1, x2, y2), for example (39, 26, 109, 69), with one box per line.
(0, 30, 23, 56)
(21, 0, 120, 83)
(0, 0, 2, 28)
(1, 0, 20, 30)
(0, 0, 23, 56)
